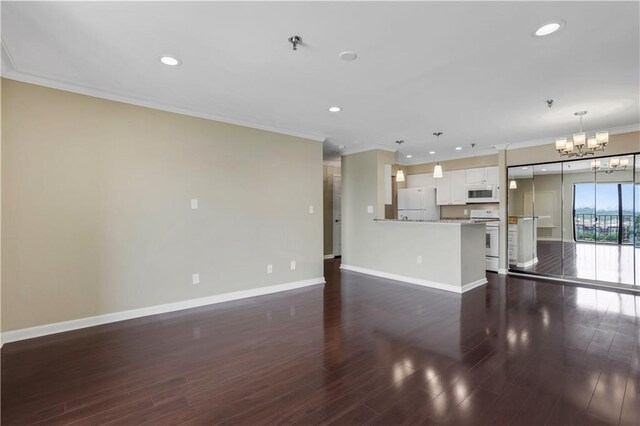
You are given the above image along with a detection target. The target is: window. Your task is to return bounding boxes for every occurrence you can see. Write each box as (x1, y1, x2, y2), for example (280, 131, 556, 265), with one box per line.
(573, 183, 634, 244)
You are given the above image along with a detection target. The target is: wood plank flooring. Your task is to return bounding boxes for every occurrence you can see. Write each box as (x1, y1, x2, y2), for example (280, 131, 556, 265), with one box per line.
(3, 258, 640, 425)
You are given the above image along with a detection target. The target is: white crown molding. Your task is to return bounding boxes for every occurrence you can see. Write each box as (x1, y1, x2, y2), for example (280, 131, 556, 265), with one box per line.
(1, 277, 325, 345)
(1, 67, 329, 143)
(340, 264, 487, 294)
(340, 145, 397, 157)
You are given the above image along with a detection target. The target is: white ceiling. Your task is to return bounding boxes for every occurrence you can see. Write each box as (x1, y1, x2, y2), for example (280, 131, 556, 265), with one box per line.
(2, 2, 639, 163)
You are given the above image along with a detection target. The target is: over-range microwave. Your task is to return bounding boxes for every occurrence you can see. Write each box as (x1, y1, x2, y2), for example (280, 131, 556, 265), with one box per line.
(465, 184, 499, 203)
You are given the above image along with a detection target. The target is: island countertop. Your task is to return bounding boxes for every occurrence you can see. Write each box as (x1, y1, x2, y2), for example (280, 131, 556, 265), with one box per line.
(373, 218, 495, 225)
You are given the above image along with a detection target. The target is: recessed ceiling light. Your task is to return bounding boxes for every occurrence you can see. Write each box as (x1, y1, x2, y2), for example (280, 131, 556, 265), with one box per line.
(329, 106, 342, 112)
(339, 51, 358, 61)
(533, 21, 565, 37)
(542, 168, 547, 171)
(521, 167, 528, 170)
(160, 56, 181, 66)
(455, 147, 462, 151)
(406, 154, 413, 158)
(429, 151, 436, 155)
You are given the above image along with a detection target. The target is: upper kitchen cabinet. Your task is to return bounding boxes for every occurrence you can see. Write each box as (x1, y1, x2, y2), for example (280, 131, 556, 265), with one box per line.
(465, 166, 499, 186)
(436, 170, 466, 205)
(436, 172, 451, 205)
(407, 173, 436, 189)
(450, 170, 466, 205)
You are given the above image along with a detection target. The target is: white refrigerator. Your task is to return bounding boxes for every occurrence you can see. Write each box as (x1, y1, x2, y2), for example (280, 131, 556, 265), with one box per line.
(397, 187, 440, 221)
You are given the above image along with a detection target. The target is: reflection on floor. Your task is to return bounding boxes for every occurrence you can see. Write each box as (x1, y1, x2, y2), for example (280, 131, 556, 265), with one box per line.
(3, 259, 640, 424)
(511, 241, 639, 285)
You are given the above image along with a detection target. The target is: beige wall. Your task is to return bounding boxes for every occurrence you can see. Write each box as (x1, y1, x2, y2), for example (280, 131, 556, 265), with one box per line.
(507, 131, 640, 166)
(323, 163, 340, 256)
(341, 150, 393, 266)
(404, 154, 498, 175)
(1, 79, 323, 332)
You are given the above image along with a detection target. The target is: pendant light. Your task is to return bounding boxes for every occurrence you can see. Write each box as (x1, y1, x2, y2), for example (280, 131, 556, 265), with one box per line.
(432, 132, 443, 178)
(509, 179, 518, 189)
(395, 140, 405, 181)
(555, 111, 608, 158)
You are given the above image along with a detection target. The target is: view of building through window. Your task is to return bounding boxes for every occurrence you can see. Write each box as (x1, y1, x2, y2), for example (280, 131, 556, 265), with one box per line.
(574, 183, 636, 244)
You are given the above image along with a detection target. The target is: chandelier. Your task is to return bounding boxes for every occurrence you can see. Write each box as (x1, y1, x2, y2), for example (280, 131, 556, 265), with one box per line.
(591, 157, 630, 174)
(556, 111, 608, 158)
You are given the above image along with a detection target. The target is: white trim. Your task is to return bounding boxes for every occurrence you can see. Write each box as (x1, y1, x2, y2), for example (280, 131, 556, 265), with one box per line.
(340, 264, 487, 294)
(324, 254, 335, 260)
(1, 69, 327, 143)
(506, 271, 640, 294)
(512, 257, 539, 268)
(323, 160, 341, 167)
(498, 268, 509, 275)
(1, 277, 325, 345)
(341, 146, 397, 157)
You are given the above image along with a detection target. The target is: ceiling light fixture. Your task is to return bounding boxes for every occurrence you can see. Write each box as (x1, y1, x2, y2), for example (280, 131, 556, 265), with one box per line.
(160, 56, 180, 66)
(591, 157, 630, 174)
(432, 132, 444, 179)
(509, 179, 518, 189)
(339, 51, 358, 61)
(395, 140, 405, 182)
(406, 154, 413, 158)
(429, 151, 435, 155)
(328, 106, 342, 112)
(288, 35, 302, 51)
(555, 111, 608, 158)
(455, 147, 462, 151)
(534, 21, 564, 37)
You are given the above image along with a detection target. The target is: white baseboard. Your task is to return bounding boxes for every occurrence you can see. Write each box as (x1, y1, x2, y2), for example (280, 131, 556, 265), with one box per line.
(340, 264, 487, 294)
(323, 254, 335, 260)
(498, 268, 509, 275)
(513, 257, 539, 268)
(1, 277, 325, 345)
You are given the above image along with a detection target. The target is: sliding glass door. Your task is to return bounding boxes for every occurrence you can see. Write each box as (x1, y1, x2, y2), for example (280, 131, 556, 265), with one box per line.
(508, 154, 638, 289)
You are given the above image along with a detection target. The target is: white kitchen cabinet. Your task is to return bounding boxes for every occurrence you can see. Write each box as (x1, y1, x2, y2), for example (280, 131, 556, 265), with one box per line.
(407, 173, 435, 189)
(436, 170, 465, 205)
(450, 170, 466, 205)
(436, 173, 451, 205)
(465, 168, 486, 185)
(465, 166, 499, 186)
(485, 166, 499, 185)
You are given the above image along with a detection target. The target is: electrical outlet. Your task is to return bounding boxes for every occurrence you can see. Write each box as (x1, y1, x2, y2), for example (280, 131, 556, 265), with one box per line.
(267, 264, 273, 274)
(308, 205, 314, 214)
(191, 199, 198, 209)
(417, 256, 423, 264)
(192, 273, 200, 285)
(367, 205, 374, 214)
(290, 260, 296, 270)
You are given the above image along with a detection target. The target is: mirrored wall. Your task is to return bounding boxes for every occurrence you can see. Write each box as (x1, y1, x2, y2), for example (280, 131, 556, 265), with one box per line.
(508, 153, 639, 290)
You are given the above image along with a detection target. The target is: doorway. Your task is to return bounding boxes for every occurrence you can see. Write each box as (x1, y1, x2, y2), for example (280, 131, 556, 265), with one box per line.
(333, 174, 342, 256)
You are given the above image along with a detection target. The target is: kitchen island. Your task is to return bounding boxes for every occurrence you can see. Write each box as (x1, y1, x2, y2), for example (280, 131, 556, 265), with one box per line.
(340, 219, 487, 294)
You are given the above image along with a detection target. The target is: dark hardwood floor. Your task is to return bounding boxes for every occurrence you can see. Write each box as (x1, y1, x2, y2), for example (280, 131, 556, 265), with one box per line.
(511, 240, 639, 285)
(3, 258, 640, 425)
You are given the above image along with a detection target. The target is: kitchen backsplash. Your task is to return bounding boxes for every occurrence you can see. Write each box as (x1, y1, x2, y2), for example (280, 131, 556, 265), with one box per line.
(440, 203, 498, 218)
